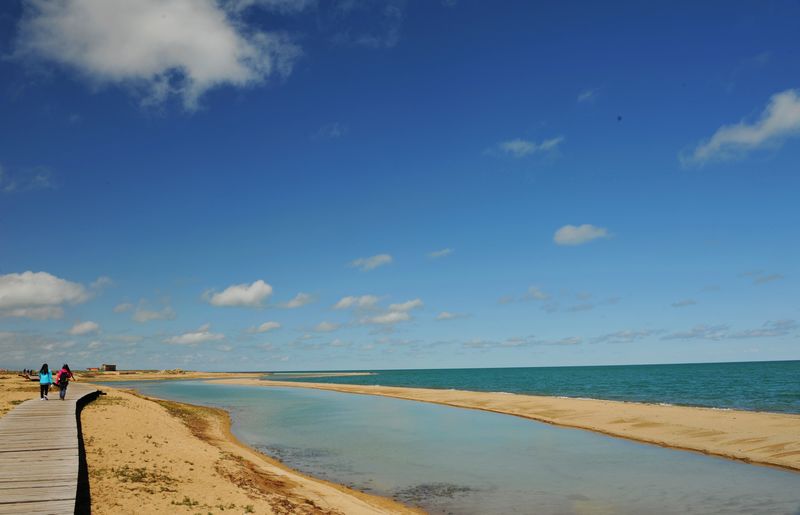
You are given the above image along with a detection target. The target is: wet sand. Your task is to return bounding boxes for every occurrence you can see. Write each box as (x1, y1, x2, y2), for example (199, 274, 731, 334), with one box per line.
(216, 378, 800, 472)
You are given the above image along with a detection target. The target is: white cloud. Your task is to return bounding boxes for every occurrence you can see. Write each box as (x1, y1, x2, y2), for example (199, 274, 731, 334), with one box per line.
(333, 295, 380, 310)
(524, 286, 550, 301)
(728, 319, 797, 339)
(314, 321, 340, 332)
(15, 0, 302, 109)
(206, 279, 272, 307)
(682, 89, 800, 165)
(577, 89, 597, 103)
(133, 305, 176, 323)
(349, 254, 392, 271)
(491, 137, 564, 158)
(251, 321, 281, 333)
(739, 270, 785, 285)
(227, 0, 317, 14)
(388, 298, 423, 312)
(69, 320, 99, 335)
(367, 311, 410, 325)
(460, 334, 582, 349)
(90, 276, 113, 290)
(113, 302, 133, 313)
(0, 271, 88, 308)
(671, 299, 697, 308)
(435, 311, 466, 321)
(662, 320, 796, 341)
(0, 271, 88, 318)
(592, 329, 656, 344)
(166, 323, 224, 345)
(661, 324, 729, 341)
(365, 298, 423, 325)
(0, 164, 56, 193)
(0, 306, 64, 320)
(550, 336, 582, 346)
(428, 248, 453, 259)
(553, 224, 610, 246)
(281, 292, 314, 308)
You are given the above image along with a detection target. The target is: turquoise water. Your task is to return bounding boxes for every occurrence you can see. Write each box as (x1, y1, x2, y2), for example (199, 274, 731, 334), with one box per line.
(266, 360, 800, 413)
(106, 380, 800, 514)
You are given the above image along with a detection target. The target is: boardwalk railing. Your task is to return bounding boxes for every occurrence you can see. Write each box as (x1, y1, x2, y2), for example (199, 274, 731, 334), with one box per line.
(0, 383, 100, 514)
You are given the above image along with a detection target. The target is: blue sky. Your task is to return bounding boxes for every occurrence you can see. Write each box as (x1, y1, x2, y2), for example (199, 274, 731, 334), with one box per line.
(0, 0, 798, 371)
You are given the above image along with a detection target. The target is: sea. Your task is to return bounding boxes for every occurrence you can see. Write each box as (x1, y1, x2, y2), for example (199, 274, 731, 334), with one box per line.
(107, 374, 800, 514)
(265, 360, 800, 414)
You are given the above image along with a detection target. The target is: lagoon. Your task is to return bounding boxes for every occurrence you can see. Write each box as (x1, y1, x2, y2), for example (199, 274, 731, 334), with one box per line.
(108, 380, 800, 514)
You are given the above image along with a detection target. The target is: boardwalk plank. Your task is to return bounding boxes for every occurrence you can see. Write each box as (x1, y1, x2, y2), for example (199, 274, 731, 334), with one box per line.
(0, 499, 76, 514)
(0, 383, 98, 514)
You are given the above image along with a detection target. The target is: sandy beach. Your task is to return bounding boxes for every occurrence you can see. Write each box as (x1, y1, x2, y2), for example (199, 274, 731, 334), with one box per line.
(0, 373, 418, 515)
(3, 370, 797, 514)
(217, 378, 800, 472)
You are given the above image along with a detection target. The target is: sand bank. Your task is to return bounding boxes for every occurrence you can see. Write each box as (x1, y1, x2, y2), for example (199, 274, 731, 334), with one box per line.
(265, 372, 375, 379)
(216, 378, 800, 472)
(79, 384, 420, 514)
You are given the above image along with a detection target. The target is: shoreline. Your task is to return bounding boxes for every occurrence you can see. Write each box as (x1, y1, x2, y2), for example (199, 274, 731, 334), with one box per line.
(215, 378, 800, 473)
(78, 382, 421, 514)
(78, 371, 266, 382)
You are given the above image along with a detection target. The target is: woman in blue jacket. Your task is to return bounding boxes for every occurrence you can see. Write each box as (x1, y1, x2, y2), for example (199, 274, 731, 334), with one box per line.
(38, 363, 53, 400)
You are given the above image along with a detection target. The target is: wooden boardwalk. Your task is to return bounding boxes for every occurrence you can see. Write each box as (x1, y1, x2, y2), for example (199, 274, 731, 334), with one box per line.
(0, 383, 99, 514)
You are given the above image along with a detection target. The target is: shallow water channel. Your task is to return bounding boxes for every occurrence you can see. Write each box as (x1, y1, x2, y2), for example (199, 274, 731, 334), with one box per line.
(107, 380, 800, 514)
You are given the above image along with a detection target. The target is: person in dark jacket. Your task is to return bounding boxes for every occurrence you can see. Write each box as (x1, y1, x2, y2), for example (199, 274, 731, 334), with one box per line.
(56, 364, 75, 400)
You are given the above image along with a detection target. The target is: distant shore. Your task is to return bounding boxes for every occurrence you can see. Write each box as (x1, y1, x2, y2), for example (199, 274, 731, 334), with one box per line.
(77, 370, 265, 382)
(79, 370, 373, 382)
(217, 378, 800, 472)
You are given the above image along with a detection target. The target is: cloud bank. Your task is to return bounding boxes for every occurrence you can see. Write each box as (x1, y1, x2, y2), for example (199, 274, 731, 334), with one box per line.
(16, 0, 301, 109)
(683, 89, 800, 165)
(166, 323, 224, 345)
(0, 271, 89, 319)
(206, 279, 272, 307)
(69, 320, 100, 335)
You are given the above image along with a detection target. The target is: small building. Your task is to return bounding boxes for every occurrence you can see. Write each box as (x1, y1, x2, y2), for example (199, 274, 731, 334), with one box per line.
(101, 364, 117, 371)
(86, 367, 100, 372)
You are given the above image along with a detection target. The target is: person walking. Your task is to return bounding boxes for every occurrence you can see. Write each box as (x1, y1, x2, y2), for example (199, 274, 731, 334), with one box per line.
(56, 364, 75, 400)
(38, 364, 53, 400)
